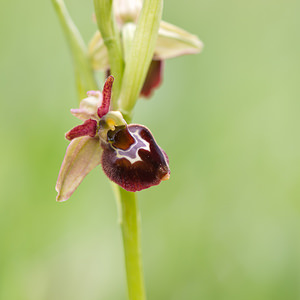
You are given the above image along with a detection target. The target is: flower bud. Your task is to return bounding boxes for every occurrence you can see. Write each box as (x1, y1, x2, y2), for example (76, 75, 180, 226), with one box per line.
(114, 0, 143, 24)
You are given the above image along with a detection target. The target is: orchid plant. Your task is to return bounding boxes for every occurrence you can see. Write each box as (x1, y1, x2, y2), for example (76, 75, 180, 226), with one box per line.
(52, 0, 202, 299)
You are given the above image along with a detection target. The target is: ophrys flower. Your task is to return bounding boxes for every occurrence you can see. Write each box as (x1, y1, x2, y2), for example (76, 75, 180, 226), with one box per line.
(56, 76, 170, 202)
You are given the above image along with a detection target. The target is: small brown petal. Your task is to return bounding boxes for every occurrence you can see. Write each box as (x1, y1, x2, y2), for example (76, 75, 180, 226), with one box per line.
(140, 60, 163, 98)
(65, 119, 98, 141)
(97, 76, 114, 118)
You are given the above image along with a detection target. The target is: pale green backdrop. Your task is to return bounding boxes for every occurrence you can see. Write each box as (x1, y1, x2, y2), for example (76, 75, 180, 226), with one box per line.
(1, 0, 300, 299)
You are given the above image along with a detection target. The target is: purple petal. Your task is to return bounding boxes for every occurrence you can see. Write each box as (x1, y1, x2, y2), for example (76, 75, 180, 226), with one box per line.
(140, 60, 163, 98)
(65, 119, 98, 141)
(56, 136, 102, 202)
(101, 124, 170, 192)
(97, 76, 114, 118)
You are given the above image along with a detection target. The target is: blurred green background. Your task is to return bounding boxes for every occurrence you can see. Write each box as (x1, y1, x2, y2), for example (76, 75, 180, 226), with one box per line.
(1, 0, 300, 299)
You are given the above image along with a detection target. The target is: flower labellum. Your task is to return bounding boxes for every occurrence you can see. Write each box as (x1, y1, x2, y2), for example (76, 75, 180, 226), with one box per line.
(101, 124, 170, 192)
(56, 76, 170, 201)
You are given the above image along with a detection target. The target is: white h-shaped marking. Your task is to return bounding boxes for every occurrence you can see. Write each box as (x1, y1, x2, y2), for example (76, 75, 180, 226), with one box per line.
(114, 130, 150, 164)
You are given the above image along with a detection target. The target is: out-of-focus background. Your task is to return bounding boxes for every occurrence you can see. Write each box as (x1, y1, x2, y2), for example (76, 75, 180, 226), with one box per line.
(1, 0, 300, 299)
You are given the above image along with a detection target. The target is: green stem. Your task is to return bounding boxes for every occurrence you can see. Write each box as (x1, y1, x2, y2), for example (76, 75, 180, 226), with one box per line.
(118, 0, 163, 120)
(93, 0, 124, 108)
(55, 1, 163, 299)
(113, 186, 146, 300)
(52, 0, 99, 101)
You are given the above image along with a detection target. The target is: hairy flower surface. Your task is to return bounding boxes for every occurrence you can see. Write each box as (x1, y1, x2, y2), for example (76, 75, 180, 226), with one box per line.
(89, 0, 203, 98)
(56, 76, 170, 201)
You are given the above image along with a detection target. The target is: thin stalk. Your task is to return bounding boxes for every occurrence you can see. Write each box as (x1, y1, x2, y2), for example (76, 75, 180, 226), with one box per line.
(113, 186, 146, 300)
(112, 85, 146, 299)
(52, 0, 99, 101)
(93, 0, 124, 108)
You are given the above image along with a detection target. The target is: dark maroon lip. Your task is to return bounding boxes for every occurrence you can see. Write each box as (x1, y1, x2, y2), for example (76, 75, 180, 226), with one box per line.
(101, 124, 170, 192)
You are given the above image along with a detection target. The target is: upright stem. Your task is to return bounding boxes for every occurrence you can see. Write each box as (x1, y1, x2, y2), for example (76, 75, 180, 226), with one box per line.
(54, 1, 162, 298)
(114, 187, 146, 300)
(93, 0, 124, 108)
(52, 0, 99, 101)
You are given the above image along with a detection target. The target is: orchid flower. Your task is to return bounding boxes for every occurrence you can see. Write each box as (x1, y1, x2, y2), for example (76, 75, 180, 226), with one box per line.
(56, 76, 170, 202)
(89, 0, 203, 97)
